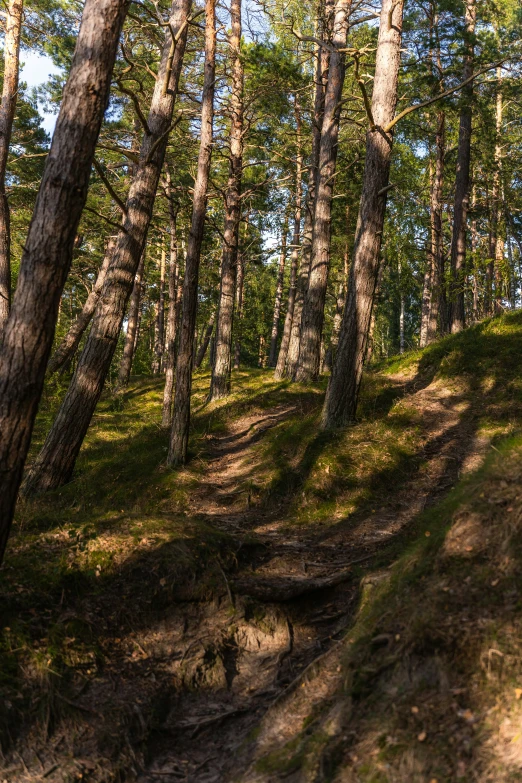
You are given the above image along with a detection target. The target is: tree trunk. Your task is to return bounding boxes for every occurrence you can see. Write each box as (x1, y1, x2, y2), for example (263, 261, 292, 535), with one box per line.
(449, 0, 476, 333)
(492, 66, 504, 316)
(268, 209, 289, 367)
(209, 0, 243, 400)
(152, 246, 167, 373)
(0, 0, 23, 337)
(194, 311, 215, 369)
(274, 115, 303, 380)
(48, 238, 116, 374)
(428, 110, 445, 340)
(324, 215, 349, 371)
(168, 0, 216, 466)
(22, 0, 190, 497)
(293, 0, 351, 383)
(233, 251, 245, 369)
(321, 0, 404, 429)
(162, 199, 180, 427)
(285, 2, 331, 378)
(0, 0, 128, 559)
(117, 251, 145, 388)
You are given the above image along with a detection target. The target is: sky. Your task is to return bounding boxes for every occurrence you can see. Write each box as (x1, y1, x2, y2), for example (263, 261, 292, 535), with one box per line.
(20, 50, 61, 137)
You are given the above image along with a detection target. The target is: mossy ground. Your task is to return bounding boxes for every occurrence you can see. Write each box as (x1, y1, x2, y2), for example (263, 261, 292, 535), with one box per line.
(3, 312, 522, 780)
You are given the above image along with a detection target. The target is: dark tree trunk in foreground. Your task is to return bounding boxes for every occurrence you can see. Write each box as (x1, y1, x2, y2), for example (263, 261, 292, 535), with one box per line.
(162, 200, 180, 427)
(48, 239, 116, 374)
(22, 0, 190, 496)
(0, 0, 23, 337)
(322, 0, 404, 429)
(449, 0, 475, 333)
(194, 311, 215, 369)
(0, 0, 128, 561)
(168, 0, 216, 465)
(293, 0, 351, 383)
(268, 209, 289, 367)
(285, 4, 331, 378)
(209, 0, 243, 400)
(233, 252, 244, 369)
(152, 246, 166, 373)
(117, 251, 145, 388)
(274, 118, 303, 380)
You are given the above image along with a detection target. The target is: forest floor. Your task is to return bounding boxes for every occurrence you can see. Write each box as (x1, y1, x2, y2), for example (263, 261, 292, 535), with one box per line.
(3, 312, 522, 782)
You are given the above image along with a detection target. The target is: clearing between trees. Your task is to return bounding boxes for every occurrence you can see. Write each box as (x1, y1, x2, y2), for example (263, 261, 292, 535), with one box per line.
(3, 311, 522, 781)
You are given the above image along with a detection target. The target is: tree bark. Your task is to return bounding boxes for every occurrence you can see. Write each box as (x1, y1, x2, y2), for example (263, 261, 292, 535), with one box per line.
(0, 0, 129, 560)
(428, 109, 445, 340)
(233, 251, 245, 369)
(0, 0, 23, 337)
(209, 0, 243, 400)
(322, 0, 404, 429)
(293, 0, 351, 383)
(285, 2, 332, 378)
(48, 238, 116, 374)
(22, 0, 190, 496)
(162, 198, 180, 427)
(268, 209, 289, 367)
(274, 114, 303, 380)
(324, 212, 349, 371)
(449, 0, 476, 333)
(152, 246, 167, 373)
(194, 310, 215, 369)
(117, 251, 145, 388)
(168, 0, 216, 465)
(492, 66, 504, 316)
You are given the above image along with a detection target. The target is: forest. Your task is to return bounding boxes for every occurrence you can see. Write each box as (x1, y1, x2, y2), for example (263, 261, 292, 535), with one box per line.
(0, 0, 522, 779)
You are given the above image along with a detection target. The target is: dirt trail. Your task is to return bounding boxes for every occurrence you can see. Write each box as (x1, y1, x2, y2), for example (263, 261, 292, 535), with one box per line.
(137, 373, 491, 782)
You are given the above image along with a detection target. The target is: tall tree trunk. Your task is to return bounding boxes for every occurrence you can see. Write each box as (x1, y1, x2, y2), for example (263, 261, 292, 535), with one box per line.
(194, 311, 215, 369)
(117, 251, 145, 388)
(293, 0, 351, 383)
(209, 0, 243, 400)
(168, 0, 216, 465)
(22, 0, 190, 496)
(0, 0, 23, 337)
(285, 2, 332, 378)
(428, 110, 445, 340)
(492, 66, 504, 316)
(268, 209, 289, 367)
(162, 200, 180, 427)
(0, 0, 128, 560)
(233, 251, 245, 369)
(449, 0, 476, 333)
(322, 0, 404, 429)
(324, 214, 349, 371)
(274, 117, 303, 380)
(48, 238, 116, 374)
(152, 246, 167, 373)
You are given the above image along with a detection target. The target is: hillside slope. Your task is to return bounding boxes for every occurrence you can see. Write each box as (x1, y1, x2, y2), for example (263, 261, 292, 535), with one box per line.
(2, 312, 522, 782)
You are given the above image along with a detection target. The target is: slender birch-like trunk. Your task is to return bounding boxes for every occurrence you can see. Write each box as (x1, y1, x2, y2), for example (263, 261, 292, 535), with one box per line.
(233, 251, 245, 369)
(449, 0, 476, 333)
(209, 0, 243, 400)
(268, 209, 289, 367)
(117, 251, 145, 388)
(322, 0, 404, 429)
(22, 0, 190, 496)
(0, 0, 129, 559)
(162, 200, 180, 427)
(168, 0, 216, 465)
(293, 0, 351, 382)
(0, 0, 23, 336)
(152, 246, 167, 373)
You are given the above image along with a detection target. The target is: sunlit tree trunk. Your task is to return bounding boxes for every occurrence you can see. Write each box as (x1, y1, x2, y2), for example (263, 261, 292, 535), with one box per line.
(0, 0, 128, 559)
(274, 112, 303, 380)
(0, 0, 23, 337)
(294, 0, 351, 382)
(162, 198, 180, 427)
(22, 0, 190, 496)
(233, 251, 245, 369)
(322, 0, 404, 429)
(449, 0, 476, 333)
(492, 67, 504, 316)
(152, 246, 167, 373)
(168, 0, 216, 465)
(209, 0, 243, 400)
(268, 209, 289, 367)
(117, 251, 145, 388)
(285, 2, 331, 378)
